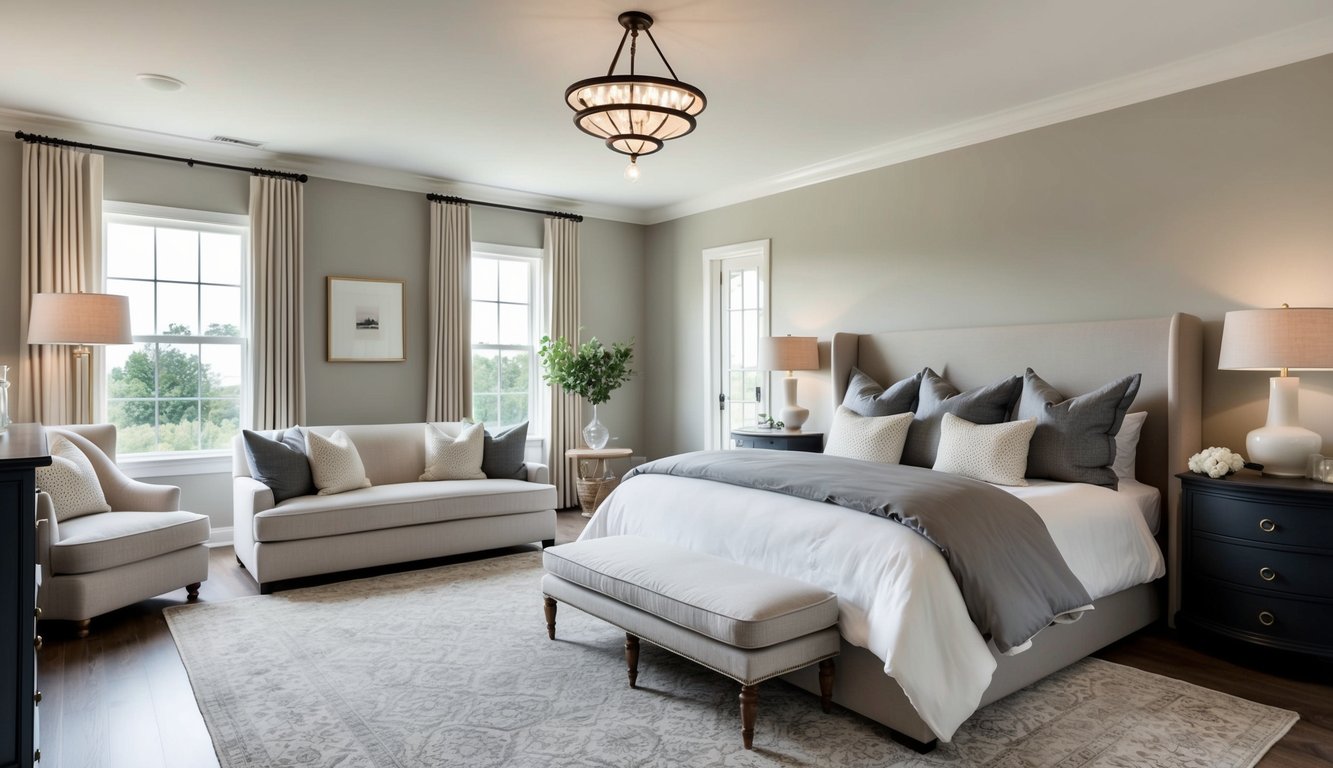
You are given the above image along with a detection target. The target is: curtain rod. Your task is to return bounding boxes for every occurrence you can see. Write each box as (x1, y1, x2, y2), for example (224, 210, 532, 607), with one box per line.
(14, 131, 309, 183)
(427, 193, 583, 222)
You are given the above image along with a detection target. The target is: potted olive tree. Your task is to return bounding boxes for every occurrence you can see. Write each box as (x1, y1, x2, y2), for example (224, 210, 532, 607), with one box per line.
(537, 335, 633, 449)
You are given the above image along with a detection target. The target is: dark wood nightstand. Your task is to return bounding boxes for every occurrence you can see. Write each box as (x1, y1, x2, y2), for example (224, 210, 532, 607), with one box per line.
(730, 429, 823, 452)
(1177, 471, 1333, 663)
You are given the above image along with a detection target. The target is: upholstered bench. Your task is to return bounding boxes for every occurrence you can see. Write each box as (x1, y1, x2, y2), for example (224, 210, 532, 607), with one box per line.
(541, 535, 840, 749)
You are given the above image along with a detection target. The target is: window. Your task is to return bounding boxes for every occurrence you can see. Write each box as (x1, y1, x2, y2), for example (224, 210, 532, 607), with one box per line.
(471, 245, 543, 432)
(103, 203, 249, 455)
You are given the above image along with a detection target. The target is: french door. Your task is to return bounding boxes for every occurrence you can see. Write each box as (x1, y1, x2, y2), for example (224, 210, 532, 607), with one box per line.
(703, 240, 770, 449)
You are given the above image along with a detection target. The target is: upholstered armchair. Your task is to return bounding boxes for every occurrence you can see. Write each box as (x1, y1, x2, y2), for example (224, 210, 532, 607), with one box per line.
(37, 425, 210, 637)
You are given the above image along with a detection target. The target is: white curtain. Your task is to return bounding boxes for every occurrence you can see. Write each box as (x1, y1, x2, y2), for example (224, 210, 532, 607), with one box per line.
(545, 217, 581, 509)
(249, 176, 306, 430)
(427, 200, 472, 421)
(18, 143, 104, 425)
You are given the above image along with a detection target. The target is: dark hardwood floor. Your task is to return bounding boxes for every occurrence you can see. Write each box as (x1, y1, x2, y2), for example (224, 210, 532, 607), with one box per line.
(36, 509, 1333, 767)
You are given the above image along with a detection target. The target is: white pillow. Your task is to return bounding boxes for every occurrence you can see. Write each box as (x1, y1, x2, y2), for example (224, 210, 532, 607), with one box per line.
(1113, 411, 1148, 481)
(932, 413, 1037, 487)
(420, 421, 486, 481)
(36, 435, 111, 522)
(824, 406, 913, 464)
(306, 430, 372, 495)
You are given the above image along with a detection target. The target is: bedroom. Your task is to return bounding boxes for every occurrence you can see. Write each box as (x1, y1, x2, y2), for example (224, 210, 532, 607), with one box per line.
(1, 1, 1332, 766)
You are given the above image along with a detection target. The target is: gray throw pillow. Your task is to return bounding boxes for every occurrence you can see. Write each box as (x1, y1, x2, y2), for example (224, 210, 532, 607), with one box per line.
(242, 427, 315, 503)
(482, 421, 528, 480)
(1017, 369, 1141, 489)
(901, 368, 1022, 468)
(842, 367, 920, 417)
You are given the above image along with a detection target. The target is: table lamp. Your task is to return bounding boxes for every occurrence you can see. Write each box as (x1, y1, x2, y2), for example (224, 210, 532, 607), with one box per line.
(27, 292, 133, 424)
(759, 335, 819, 431)
(1218, 305, 1333, 477)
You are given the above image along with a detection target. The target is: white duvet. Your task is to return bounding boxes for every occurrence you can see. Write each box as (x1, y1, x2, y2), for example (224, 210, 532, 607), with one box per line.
(579, 473, 1164, 742)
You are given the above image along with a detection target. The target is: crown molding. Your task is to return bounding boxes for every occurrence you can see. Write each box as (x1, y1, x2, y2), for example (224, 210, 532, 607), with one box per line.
(644, 16, 1333, 225)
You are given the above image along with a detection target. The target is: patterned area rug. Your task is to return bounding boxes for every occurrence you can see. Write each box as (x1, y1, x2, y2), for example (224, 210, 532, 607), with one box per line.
(166, 552, 1296, 768)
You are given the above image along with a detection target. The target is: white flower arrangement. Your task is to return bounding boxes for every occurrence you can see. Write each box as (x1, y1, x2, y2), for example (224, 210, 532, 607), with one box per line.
(1188, 446, 1245, 478)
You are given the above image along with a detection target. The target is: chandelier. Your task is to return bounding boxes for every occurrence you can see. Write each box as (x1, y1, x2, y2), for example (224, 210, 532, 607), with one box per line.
(565, 11, 706, 181)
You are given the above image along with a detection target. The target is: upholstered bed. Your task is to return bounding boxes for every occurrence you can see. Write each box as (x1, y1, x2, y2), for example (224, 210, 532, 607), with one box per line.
(583, 314, 1202, 749)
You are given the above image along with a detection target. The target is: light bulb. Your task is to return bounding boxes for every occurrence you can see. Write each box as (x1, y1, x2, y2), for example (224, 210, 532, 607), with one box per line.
(624, 158, 641, 182)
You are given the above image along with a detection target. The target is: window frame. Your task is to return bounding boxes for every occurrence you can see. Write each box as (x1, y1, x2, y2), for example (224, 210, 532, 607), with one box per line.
(102, 201, 251, 471)
(470, 242, 545, 440)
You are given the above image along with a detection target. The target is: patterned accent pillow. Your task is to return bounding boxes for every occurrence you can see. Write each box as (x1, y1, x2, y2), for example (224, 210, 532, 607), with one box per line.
(932, 413, 1037, 487)
(901, 368, 1022, 468)
(482, 421, 528, 480)
(36, 435, 111, 522)
(1017, 369, 1141, 489)
(241, 427, 315, 503)
(841, 367, 921, 417)
(306, 430, 372, 495)
(824, 406, 913, 464)
(421, 422, 486, 481)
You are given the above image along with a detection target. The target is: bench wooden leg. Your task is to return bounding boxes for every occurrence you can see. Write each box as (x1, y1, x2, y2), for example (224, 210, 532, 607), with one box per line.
(625, 633, 640, 688)
(543, 597, 557, 640)
(740, 684, 758, 749)
(819, 658, 835, 713)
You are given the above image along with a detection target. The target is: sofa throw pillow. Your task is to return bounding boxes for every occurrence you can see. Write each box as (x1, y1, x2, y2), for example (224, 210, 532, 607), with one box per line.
(1113, 411, 1149, 482)
(421, 421, 487, 481)
(482, 421, 528, 480)
(824, 406, 913, 464)
(841, 367, 921, 417)
(241, 427, 315, 503)
(901, 368, 1022, 468)
(1017, 368, 1142, 489)
(36, 435, 111, 522)
(932, 413, 1037, 487)
(306, 429, 372, 495)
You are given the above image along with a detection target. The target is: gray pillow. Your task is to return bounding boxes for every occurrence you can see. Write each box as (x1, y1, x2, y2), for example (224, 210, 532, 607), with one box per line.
(842, 367, 920, 417)
(901, 368, 1022, 468)
(241, 427, 315, 503)
(1017, 369, 1141, 489)
(482, 422, 528, 480)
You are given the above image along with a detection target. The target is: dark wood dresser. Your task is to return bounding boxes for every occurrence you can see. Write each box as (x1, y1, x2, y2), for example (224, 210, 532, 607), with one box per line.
(730, 429, 823, 452)
(1178, 471, 1333, 663)
(1, 424, 50, 768)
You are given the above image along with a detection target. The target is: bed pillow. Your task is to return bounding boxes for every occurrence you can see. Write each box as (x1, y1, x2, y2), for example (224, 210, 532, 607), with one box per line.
(1112, 411, 1148, 482)
(482, 421, 528, 480)
(36, 435, 111, 522)
(932, 413, 1037, 486)
(842, 367, 921, 417)
(307, 429, 372, 495)
(241, 427, 315, 502)
(901, 368, 1022, 468)
(1016, 369, 1141, 489)
(421, 421, 487, 481)
(824, 406, 913, 464)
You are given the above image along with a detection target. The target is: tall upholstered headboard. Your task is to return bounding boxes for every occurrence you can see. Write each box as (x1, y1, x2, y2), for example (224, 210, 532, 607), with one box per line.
(830, 313, 1202, 621)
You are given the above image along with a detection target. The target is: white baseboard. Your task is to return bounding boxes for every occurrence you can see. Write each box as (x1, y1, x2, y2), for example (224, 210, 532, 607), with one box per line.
(206, 526, 234, 549)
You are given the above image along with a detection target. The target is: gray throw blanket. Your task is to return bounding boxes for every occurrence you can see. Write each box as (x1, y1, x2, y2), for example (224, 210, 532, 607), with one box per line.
(625, 450, 1093, 653)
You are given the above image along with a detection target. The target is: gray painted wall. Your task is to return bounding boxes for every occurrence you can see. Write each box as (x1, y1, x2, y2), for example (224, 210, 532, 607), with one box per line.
(642, 55, 1333, 461)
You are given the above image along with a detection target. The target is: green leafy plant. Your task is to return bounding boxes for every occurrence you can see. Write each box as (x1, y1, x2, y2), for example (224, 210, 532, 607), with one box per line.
(537, 335, 634, 405)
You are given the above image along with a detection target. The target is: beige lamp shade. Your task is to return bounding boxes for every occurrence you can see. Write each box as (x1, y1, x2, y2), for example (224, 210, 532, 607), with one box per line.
(759, 335, 819, 372)
(27, 292, 133, 345)
(1218, 307, 1333, 371)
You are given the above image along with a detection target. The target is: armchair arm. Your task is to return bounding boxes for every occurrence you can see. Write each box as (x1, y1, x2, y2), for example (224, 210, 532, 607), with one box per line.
(35, 491, 57, 573)
(50, 428, 180, 511)
(525, 462, 550, 485)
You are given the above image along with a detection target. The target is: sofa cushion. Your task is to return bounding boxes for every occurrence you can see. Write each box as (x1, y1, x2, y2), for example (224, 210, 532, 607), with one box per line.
(308, 429, 372, 495)
(253, 480, 557, 542)
(482, 422, 528, 480)
(242, 427, 315, 502)
(52, 511, 210, 574)
(421, 422, 486, 481)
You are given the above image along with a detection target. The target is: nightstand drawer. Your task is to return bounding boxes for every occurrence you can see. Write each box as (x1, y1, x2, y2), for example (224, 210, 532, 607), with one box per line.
(1190, 536, 1333, 599)
(1190, 492, 1333, 549)
(1188, 581, 1333, 652)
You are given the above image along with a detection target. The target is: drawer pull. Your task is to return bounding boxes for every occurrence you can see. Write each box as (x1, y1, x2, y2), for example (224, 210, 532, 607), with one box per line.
(1258, 518, 1276, 533)
(34, 635, 42, 651)
(1258, 611, 1275, 627)
(34, 606, 42, 619)
(1259, 567, 1276, 582)
(33, 690, 41, 704)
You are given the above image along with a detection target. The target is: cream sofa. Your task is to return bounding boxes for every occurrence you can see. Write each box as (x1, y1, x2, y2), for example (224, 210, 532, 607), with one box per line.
(232, 423, 557, 592)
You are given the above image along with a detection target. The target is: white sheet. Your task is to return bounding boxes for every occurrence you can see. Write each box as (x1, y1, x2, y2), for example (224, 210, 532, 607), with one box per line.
(580, 473, 1164, 743)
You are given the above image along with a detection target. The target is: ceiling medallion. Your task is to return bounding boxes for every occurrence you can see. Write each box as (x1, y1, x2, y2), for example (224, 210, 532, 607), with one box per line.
(565, 11, 706, 181)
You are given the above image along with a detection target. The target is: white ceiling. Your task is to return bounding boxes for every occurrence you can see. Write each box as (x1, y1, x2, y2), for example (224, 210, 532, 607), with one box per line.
(3, 0, 1332, 223)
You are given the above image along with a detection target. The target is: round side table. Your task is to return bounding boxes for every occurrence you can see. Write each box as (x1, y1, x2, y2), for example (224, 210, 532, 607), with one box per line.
(565, 447, 633, 516)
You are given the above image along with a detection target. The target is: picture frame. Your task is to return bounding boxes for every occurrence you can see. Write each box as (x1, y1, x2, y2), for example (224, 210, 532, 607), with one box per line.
(327, 276, 405, 362)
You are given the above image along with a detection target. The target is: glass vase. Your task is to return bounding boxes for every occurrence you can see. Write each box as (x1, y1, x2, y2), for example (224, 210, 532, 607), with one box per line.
(0, 364, 10, 434)
(583, 403, 609, 450)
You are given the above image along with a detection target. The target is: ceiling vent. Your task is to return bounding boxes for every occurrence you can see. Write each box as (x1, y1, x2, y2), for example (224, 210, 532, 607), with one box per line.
(210, 135, 264, 148)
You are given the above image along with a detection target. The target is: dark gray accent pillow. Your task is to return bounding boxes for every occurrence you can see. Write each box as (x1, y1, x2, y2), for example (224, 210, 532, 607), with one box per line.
(241, 427, 315, 503)
(1017, 369, 1141, 489)
(842, 367, 921, 417)
(482, 421, 528, 480)
(901, 368, 1022, 468)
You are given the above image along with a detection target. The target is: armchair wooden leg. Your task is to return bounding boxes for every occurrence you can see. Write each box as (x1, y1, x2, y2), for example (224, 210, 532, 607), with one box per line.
(76, 619, 91, 639)
(625, 633, 640, 689)
(740, 684, 758, 749)
(819, 658, 835, 713)
(186, 582, 201, 601)
(543, 596, 557, 640)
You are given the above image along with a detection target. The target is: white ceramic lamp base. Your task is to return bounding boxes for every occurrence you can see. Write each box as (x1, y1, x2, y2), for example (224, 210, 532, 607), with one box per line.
(1248, 376, 1322, 477)
(779, 375, 809, 431)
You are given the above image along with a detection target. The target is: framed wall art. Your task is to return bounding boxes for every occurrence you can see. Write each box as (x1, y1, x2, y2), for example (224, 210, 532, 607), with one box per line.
(327, 276, 405, 362)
